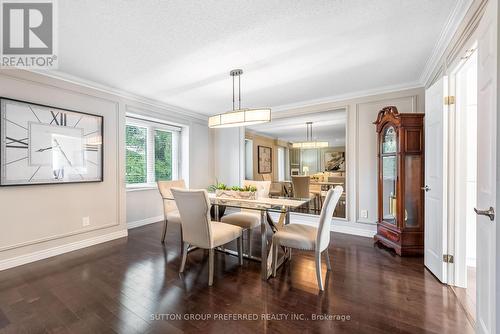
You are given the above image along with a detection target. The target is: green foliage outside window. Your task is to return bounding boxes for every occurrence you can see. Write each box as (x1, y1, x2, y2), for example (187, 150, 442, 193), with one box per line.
(125, 125, 147, 184)
(154, 130, 172, 181)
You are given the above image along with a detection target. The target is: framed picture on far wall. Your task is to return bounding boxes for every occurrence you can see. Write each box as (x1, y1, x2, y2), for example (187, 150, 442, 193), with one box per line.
(324, 151, 345, 172)
(258, 145, 272, 174)
(0, 97, 104, 186)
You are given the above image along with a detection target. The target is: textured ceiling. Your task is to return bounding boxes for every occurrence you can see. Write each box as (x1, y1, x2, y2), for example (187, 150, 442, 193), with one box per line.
(247, 109, 346, 146)
(56, 0, 457, 116)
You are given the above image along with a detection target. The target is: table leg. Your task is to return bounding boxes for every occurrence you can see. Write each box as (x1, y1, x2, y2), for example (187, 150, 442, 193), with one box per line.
(261, 210, 267, 280)
(259, 208, 296, 280)
(214, 204, 219, 221)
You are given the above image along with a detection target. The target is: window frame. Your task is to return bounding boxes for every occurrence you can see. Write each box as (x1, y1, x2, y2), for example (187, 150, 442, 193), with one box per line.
(125, 117, 181, 189)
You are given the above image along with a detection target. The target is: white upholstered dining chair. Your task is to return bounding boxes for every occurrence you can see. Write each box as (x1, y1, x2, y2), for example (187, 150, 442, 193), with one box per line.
(157, 180, 186, 244)
(171, 188, 244, 286)
(220, 180, 271, 257)
(272, 186, 343, 290)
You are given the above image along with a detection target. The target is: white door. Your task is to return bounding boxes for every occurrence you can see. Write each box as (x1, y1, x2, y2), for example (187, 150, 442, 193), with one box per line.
(424, 77, 448, 282)
(475, 1, 497, 333)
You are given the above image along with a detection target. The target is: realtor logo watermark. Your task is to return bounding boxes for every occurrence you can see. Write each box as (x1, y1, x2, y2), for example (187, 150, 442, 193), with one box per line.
(1, 0, 57, 68)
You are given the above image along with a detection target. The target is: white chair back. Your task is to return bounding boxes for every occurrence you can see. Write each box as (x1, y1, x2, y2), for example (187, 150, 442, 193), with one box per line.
(171, 188, 212, 248)
(157, 180, 186, 215)
(316, 186, 343, 251)
(244, 180, 271, 199)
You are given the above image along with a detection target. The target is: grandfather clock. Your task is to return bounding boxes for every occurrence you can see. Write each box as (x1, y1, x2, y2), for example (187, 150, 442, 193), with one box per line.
(373, 106, 424, 256)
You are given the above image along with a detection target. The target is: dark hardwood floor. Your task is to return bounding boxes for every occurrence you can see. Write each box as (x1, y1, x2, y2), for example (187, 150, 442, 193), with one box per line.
(0, 222, 474, 333)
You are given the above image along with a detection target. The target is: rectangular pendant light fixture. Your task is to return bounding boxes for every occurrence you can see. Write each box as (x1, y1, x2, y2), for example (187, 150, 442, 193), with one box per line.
(208, 69, 271, 128)
(292, 141, 329, 148)
(292, 122, 329, 148)
(208, 108, 271, 128)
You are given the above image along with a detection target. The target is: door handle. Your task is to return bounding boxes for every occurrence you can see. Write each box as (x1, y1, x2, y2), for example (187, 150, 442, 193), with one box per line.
(421, 185, 431, 192)
(474, 207, 495, 221)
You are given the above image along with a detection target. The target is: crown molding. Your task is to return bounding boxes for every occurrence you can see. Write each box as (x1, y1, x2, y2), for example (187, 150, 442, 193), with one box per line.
(245, 128, 272, 138)
(29, 69, 209, 122)
(270, 81, 422, 113)
(418, 0, 474, 86)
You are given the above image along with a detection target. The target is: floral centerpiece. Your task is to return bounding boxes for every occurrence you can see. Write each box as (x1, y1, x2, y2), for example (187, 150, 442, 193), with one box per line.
(208, 183, 258, 200)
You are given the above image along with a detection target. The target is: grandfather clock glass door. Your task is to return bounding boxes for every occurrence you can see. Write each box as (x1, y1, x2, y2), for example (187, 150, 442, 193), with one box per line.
(382, 126, 397, 226)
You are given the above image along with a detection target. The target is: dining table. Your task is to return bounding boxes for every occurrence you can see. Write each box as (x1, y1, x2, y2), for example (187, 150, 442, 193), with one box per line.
(309, 181, 344, 187)
(164, 191, 310, 280)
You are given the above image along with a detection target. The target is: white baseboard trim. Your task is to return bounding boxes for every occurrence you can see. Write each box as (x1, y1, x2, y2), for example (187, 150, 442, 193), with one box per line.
(268, 212, 376, 238)
(0, 229, 128, 272)
(127, 215, 164, 229)
(331, 224, 376, 238)
(356, 218, 377, 224)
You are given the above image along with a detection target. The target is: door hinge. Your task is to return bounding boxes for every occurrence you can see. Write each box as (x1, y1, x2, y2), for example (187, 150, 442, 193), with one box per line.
(444, 96, 456, 105)
(443, 254, 454, 263)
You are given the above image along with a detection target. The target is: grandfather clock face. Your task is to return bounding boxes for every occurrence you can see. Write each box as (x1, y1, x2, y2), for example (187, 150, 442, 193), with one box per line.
(0, 98, 103, 185)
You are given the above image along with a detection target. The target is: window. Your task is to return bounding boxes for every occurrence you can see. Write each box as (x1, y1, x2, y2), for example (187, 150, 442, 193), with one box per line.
(126, 125, 147, 184)
(245, 139, 253, 180)
(277, 146, 285, 182)
(125, 117, 181, 187)
(154, 129, 173, 181)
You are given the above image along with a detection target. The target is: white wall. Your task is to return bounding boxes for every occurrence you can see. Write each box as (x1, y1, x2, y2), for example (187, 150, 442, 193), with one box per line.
(212, 87, 425, 236)
(496, 0, 500, 326)
(293, 88, 424, 234)
(0, 70, 126, 267)
(354, 95, 422, 224)
(189, 122, 213, 188)
(0, 70, 211, 269)
(126, 189, 164, 227)
(213, 127, 244, 186)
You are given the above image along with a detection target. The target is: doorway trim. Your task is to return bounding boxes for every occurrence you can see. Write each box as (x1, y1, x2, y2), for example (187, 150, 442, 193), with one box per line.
(445, 32, 479, 288)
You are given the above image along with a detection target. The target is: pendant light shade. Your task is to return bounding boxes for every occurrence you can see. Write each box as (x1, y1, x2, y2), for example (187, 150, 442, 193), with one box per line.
(292, 122, 329, 148)
(292, 141, 329, 149)
(208, 69, 271, 128)
(208, 108, 271, 128)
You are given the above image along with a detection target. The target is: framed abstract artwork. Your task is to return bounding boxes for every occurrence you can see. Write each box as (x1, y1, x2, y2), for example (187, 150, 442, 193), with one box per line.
(324, 151, 345, 172)
(258, 145, 272, 174)
(0, 97, 103, 186)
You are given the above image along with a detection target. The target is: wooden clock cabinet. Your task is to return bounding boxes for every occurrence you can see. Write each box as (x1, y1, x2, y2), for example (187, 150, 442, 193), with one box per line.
(373, 106, 425, 256)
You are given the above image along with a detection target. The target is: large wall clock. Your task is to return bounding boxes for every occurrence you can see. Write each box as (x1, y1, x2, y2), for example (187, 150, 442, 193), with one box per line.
(0, 98, 103, 186)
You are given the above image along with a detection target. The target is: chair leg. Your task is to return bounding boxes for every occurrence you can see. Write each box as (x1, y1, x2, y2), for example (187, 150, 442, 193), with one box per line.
(315, 251, 324, 291)
(208, 248, 215, 286)
(179, 226, 183, 254)
(247, 229, 252, 257)
(179, 242, 188, 273)
(161, 219, 168, 243)
(272, 242, 279, 277)
(324, 249, 332, 271)
(288, 247, 292, 261)
(237, 237, 243, 265)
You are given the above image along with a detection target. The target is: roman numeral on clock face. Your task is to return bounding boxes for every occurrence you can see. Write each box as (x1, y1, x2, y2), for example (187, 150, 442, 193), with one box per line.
(6, 137, 28, 149)
(50, 111, 67, 126)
